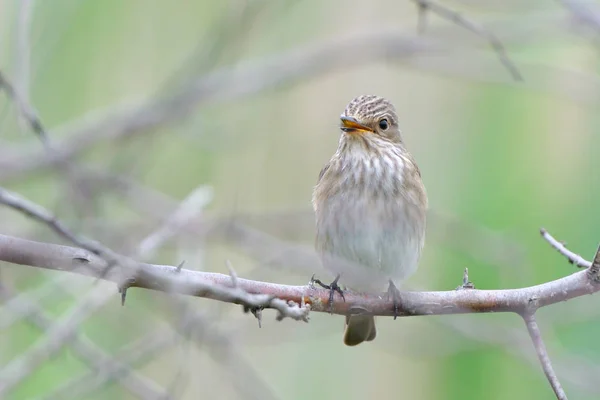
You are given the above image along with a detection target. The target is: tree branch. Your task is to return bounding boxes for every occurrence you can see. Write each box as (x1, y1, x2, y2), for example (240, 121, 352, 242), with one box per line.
(523, 313, 567, 400)
(1, 185, 599, 399)
(540, 228, 592, 268)
(0, 232, 598, 320)
(0, 26, 522, 184)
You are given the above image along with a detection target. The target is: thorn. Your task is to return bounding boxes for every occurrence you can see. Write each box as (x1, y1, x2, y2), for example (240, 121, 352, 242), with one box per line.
(387, 280, 401, 319)
(226, 260, 238, 288)
(118, 278, 135, 306)
(120, 287, 127, 306)
(251, 307, 263, 328)
(176, 260, 185, 272)
(456, 268, 475, 290)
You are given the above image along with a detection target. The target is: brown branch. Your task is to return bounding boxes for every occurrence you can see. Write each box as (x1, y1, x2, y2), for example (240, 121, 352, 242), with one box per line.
(0, 184, 597, 319)
(1, 185, 599, 399)
(0, 232, 598, 319)
(523, 313, 567, 400)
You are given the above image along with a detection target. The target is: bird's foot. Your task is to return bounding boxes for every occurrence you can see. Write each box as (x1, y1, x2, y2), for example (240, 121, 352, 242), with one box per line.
(386, 280, 402, 320)
(310, 274, 345, 313)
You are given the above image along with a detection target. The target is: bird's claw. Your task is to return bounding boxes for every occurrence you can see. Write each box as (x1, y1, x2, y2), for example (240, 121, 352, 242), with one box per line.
(310, 274, 345, 313)
(387, 280, 402, 320)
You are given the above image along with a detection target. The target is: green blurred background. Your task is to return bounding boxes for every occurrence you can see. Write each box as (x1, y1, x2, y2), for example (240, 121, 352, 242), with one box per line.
(1, 1, 599, 399)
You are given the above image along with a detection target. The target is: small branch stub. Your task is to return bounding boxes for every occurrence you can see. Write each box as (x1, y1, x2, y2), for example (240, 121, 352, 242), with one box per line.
(589, 244, 600, 280)
(456, 268, 475, 290)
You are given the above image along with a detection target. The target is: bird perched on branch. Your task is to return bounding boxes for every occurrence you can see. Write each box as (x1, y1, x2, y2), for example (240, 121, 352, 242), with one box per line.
(312, 95, 428, 346)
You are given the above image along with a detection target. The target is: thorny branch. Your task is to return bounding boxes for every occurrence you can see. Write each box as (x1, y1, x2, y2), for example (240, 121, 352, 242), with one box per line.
(0, 8, 595, 399)
(0, 231, 598, 320)
(1, 179, 599, 400)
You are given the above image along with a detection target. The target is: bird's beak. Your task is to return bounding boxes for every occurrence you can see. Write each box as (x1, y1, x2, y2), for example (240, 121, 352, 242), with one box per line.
(340, 116, 372, 134)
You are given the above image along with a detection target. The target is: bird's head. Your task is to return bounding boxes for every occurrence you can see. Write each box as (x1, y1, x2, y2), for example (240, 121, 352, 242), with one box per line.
(339, 95, 403, 144)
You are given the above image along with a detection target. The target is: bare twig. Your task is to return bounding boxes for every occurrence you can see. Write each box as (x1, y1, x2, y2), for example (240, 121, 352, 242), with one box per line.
(411, 0, 523, 81)
(41, 331, 178, 400)
(0, 284, 113, 396)
(540, 228, 592, 268)
(136, 185, 213, 260)
(0, 27, 524, 183)
(0, 186, 116, 260)
(523, 313, 567, 400)
(0, 283, 170, 400)
(0, 70, 49, 146)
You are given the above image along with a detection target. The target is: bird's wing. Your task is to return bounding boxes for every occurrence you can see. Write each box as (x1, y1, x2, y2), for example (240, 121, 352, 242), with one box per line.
(317, 163, 330, 184)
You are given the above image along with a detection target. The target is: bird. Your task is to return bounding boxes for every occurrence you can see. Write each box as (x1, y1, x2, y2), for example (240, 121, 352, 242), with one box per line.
(312, 95, 428, 346)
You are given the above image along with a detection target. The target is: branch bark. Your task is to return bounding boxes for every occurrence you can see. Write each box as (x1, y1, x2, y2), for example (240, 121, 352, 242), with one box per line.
(0, 233, 598, 319)
(523, 313, 567, 400)
(1, 185, 598, 400)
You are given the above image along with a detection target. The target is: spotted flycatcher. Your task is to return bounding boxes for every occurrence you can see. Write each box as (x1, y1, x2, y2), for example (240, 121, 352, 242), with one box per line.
(313, 95, 428, 346)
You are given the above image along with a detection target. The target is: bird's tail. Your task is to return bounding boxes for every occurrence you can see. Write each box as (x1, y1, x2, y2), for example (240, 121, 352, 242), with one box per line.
(343, 314, 376, 346)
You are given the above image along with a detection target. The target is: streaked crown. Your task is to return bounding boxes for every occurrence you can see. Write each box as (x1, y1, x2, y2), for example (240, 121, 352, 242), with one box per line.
(342, 95, 399, 127)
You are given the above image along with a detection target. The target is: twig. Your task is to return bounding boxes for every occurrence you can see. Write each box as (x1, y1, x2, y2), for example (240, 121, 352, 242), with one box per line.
(540, 228, 592, 268)
(41, 331, 178, 400)
(523, 313, 567, 400)
(0, 284, 114, 396)
(136, 185, 213, 260)
(0, 186, 115, 260)
(0, 70, 49, 146)
(440, 315, 600, 395)
(0, 26, 524, 183)
(411, 0, 523, 81)
(0, 283, 171, 400)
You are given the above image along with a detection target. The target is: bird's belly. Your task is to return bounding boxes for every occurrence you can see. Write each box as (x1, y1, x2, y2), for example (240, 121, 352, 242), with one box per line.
(317, 191, 423, 291)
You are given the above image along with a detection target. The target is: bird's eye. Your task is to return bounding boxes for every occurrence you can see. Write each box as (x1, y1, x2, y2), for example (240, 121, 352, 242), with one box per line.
(378, 119, 389, 130)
